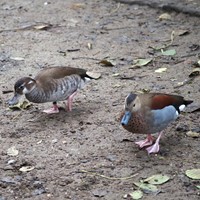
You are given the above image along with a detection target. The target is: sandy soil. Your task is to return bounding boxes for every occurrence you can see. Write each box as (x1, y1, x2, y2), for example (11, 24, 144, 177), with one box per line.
(0, 0, 200, 199)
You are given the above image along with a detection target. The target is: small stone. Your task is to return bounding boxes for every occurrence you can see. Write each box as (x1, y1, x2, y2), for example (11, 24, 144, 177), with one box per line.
(92, 189, 108, 197)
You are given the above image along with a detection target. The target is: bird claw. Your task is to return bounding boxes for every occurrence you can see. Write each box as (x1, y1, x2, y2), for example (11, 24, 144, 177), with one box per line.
(135, 139, 153, 148)
(146, 143, 160, 154)
(43, 105, 59, 114)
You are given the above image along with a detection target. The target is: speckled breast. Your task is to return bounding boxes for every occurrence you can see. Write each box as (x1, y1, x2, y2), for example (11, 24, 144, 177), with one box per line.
(121, 111, 151, 134)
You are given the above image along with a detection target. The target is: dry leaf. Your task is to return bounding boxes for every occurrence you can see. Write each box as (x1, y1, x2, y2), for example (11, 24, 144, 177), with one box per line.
(33, 23, 53, 30)
(99, 59, 114, 67)
(189, 68, 200, 78)
(174, 29, 189, 36)
(128, 190, 143, 199)
(87, 43, 92, 50)
(132, 58, 152, 67)
(86, 71, 101, 79)
(161, 49, 176, 56)
(7, 146, 19, 156)
(186, 131, 200, 138)
(155, 67, 167, 73)
(133, 182, 158, 193)
(159, 13, 172, 21)
(10, 57, 25, 61)
(9, 101, 32, 110)
(19, 166, 35, 172)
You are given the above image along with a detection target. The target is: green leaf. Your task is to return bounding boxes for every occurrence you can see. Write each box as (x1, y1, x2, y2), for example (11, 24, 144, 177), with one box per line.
(143, 174, 170, 185)
(129, 190, 143, 199)
(133, 182, 158, 193)
(185, 169, 200, 180)
(133, 58, 152, 67)
(161, 49, 176, 56)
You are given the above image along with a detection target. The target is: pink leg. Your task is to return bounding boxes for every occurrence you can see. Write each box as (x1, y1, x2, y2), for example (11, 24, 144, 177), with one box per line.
(135, 134, 154, 148)
(66, 91, 77, 111)
(146, 132, 163, 154)
(43, 103, 59, 114)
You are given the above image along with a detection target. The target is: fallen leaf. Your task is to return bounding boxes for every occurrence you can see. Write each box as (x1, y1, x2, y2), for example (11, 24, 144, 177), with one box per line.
(19, 166, 35, 172)
(161, 49, 176, 56)
(71, 3, 85, 9)
(99, 59, 114, 67)
(155, 67, 167, 73)
(174, 29, 189, 36)
(86, 71, 101, 79)
(9, 101, 32, 110)
(128, 190, 143, 199)
(7, 146, 19, 156)
(87, 43, 92, 50)
(186, 131, 200, 138)
(189, 68, 200, 78)
(112, 73, 120, 77)
(133, 182, 158, 193)
(143, 174, 170, 185)
(132, 58, 152, 67)
(10, 57, 25, 61)
(196, 185, 200, 189)
(158, 13, 172, 21)
(34, 24, 52, 30)
(185, 169, 200, 180)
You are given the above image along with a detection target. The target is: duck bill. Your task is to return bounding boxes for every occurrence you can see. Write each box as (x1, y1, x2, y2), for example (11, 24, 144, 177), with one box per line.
(8, 93, 21, 105)
(121, 111, 132, 125)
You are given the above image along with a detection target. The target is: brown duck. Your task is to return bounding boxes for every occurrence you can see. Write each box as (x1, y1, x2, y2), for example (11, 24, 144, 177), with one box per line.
(120, 92, 193, 154)
(9, 66, 94, 113)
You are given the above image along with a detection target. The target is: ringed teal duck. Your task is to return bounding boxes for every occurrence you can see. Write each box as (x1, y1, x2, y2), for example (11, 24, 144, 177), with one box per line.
(9, 66, 93, 113)
(121, 93, 193, 154)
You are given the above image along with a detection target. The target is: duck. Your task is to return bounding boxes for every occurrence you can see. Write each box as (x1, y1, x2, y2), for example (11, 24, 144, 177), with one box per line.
(120, 92, 193, 154)
(9, 66, 94, 113)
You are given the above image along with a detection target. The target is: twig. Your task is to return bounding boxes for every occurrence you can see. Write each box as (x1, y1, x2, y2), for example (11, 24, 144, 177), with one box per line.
(79, 169, 138, 180)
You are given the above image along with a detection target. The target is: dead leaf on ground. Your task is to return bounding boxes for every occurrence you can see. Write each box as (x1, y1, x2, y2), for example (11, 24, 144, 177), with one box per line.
(174, 29, 190, 36)
(10, 57, 25, 61)
(161, 49, 176, 56)
(127, 190, 143, 199)
(189, 68, 200, 78)
(158, 13, 172, 21)
(86, 71, 101, 79)
(33, 24, 53, 30)
(9, 101, 32, 110)
(186, 131, 200, 138)
(133, 182, 158, 193)
(19, 166, 35, 172)
(155, 67, 167, 73)
(99, 59, 115, 67)
(7, 146, 19, 156)
(132, 58, 152, 68)
(71, 3, 85, 9)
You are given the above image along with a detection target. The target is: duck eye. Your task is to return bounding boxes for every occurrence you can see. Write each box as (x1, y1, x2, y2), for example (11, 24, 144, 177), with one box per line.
(19, 85, 24, 90)
(133, 104, 135, 107)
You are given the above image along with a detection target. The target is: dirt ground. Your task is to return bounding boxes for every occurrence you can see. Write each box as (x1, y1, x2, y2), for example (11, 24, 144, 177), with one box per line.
(0, 0, 200, 199)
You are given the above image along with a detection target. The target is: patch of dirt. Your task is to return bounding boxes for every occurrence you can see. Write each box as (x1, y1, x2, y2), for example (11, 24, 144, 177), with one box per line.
(0, 0, 200, 199)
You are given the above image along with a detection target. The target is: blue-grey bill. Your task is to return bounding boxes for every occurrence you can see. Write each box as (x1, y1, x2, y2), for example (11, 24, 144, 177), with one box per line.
(121, 111, 132, 125)
(8, 93, 20, 105)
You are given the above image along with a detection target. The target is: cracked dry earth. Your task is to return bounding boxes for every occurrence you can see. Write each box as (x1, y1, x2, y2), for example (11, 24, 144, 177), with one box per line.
(0, 0, 200, 200)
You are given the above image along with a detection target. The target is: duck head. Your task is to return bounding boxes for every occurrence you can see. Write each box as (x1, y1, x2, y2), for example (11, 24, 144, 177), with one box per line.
(121, 93, 141, 126)
(8, 77, 36, 105)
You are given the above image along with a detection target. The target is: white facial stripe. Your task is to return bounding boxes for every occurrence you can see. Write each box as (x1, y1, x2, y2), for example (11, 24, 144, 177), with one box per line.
(179, 104, 186, 111)
(22, 87, 29, 94)
(28, 80, 34, 85)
